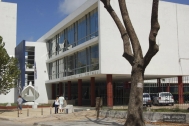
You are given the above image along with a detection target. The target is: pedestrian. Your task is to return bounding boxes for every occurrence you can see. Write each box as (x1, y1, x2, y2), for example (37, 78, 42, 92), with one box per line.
(59, 94, 65, 113)
(17, 95, 23, 114)
(54, 96, 59, 114)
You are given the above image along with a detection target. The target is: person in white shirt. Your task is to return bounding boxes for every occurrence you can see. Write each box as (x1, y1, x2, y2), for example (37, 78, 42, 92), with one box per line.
(59, 94, 65, 113)
(54, 96, 59, 114)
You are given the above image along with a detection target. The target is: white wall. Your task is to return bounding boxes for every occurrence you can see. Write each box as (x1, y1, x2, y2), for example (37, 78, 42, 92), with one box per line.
(0, 2, 17, 55)
(0, 2, 17, 103)
(26, 42, 49, 103)
(99, 0, 189, 76)
(0, 88, 16, 103)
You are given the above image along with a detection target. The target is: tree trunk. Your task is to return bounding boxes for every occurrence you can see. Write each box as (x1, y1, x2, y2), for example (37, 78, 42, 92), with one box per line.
(125, 63, 145, 126)
(100, 0, 160, 125)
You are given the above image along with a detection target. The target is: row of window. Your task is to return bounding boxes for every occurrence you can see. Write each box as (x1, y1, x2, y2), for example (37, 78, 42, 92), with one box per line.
(47, 8, 98, 59)
(48, 44, 99, 80)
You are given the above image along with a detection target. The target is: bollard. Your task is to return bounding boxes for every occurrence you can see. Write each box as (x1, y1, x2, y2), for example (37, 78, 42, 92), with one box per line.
(27, 108, 29, 117)
(41, 108, 43, 115)
(17, 107, 19, 117)
(50, 107, 52, 114)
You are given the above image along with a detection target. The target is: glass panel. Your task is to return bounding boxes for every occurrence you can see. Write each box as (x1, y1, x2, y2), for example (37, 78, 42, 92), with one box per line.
(48, 39, 53, 58)
(90, 8, 98, 38)
(63, 57, 67, 76)
(52, 37, 56, 57)
(74, 22, 78, 46)
(52, 61, 56, 79)
(59, 59, 62, 78)
(78, 16, 87, 45)
(90, 44, 99, 71)
(56, 60, 59, 78)
(67, 55, 75, 76)
(56, 34, 59, 55)
(67, 24, 74, 50)
(59, 31, 64, 53)
(48, 63, 52, 80)
(76, 50, 87, 74)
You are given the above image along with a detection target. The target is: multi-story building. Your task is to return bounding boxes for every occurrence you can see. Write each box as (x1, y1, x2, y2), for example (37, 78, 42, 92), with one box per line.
(15, 0, 189, 106)
(0, 0, 17, 103)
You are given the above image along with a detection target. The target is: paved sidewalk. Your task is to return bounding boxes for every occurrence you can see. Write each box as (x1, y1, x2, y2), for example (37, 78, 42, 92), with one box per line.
(0, 106, 189, 126)
(0, 106, 95, 120)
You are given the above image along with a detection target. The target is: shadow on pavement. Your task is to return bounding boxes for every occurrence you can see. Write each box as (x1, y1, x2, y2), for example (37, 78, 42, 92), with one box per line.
(0, 109, 17, 114)
(85, 115, 123, 126)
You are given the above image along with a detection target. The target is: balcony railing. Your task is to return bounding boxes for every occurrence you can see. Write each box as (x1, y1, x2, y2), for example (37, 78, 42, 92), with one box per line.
(48, 63, 99, 80)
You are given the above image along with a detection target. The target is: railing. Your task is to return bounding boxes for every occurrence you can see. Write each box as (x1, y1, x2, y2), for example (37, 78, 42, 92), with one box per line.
(48, 63, 99, 80)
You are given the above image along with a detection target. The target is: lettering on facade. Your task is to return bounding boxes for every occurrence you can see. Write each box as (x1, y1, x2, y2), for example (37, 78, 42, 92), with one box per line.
(163, 114, 186, 123)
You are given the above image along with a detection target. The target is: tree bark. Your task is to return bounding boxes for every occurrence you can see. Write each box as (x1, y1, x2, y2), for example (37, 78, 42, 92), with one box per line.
(125, 64, 145, 126)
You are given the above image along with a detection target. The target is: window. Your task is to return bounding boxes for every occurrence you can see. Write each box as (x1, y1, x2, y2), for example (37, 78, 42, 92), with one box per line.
(67, 24, 74, 49)
(90, 44, 99, 71)
(76, 50, 87, 74)
(47, 8, 98, 59)
(78, 16, 87, 45)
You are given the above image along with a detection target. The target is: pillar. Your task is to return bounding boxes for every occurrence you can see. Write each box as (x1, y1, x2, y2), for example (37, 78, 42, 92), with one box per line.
(166, 83, 170, 92)
(78, 79, 82, 106)
(68, 81, 71, 100)
(91, 77, 95, 107)
(178, 76, 184, 104)
(157, 78, 161, 92)
(107, 74, 113, 107)
(52, 84, 56, 99)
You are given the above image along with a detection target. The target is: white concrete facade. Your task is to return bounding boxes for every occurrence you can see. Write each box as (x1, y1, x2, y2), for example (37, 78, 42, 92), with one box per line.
(3, 0, 188, 104)
(0, 1, 17, 103)
(0, 1, 17, 55)
(99, 0, 189, 77)
(38, 0, 189, 83)
(25, 41, 49, 103)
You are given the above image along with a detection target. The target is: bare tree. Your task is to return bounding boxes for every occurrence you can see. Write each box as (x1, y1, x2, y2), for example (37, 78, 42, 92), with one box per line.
(100, 0, 160, 125)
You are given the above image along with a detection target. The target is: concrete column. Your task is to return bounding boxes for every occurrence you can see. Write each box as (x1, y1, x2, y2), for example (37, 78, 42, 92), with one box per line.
(157, 78, 161, 92)
(78, 79, 82, 106)
(166, 83, 170, 92)
(68, 81, 71, 100)
(178, 76, 184, 104)
(52, 84, 56, 99)
(107, 74, 113, 107)
(90, 77, 95, 107)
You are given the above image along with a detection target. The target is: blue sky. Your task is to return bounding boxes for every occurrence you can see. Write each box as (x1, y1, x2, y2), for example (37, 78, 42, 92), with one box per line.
(2, 0, 189, 45)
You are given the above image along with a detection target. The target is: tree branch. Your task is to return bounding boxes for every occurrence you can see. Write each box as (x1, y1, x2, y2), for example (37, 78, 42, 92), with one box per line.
(101, 0, 134, 65)
(118, 0, 143, 60)
(144, 0, 160, 69)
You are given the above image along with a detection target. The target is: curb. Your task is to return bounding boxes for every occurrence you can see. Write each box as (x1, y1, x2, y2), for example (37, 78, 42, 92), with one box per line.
(99, 110, 189, 123)
(0, 117, 9, 120)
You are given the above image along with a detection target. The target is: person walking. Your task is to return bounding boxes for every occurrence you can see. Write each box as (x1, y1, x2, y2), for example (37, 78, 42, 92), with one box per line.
(54, 96, 59, 114)
(59, 94, 65, 113)
(17, 95, 23, 114)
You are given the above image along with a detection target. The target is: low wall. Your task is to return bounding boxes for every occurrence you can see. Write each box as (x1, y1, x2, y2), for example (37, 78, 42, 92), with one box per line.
(100, 110, 189, 123)
(0, 105, 50, 109)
